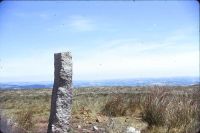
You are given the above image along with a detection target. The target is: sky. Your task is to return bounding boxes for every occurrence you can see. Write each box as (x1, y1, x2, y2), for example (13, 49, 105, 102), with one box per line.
(0, 1, 199, 82)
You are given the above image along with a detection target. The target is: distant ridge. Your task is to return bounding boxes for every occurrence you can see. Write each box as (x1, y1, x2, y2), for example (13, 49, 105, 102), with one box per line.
(0, 77, 199, 89)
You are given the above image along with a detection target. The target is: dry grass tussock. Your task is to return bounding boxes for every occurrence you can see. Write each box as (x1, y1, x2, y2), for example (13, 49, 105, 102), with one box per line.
(101, 86, 200, 133)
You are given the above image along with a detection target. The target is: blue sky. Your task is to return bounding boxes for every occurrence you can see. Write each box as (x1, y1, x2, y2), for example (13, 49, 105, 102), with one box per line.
(0, 1, 199, 82)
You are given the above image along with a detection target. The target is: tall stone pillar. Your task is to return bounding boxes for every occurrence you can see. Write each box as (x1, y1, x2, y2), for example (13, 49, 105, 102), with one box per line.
(47, 52, 72, 133)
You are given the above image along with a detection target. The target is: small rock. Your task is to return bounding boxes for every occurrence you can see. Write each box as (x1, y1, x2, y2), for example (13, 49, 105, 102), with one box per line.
(96, 116, 103, 122)
(75, 115, 81, 119)
(126, 127, 140, 133)
(83, 111, 87, 115)
(77, 125, 81, 129)
(93, 126, 98, 131)
(86, 121, 92, 124)
(82, 129, 91, 133)
(99, 128, 106, 132)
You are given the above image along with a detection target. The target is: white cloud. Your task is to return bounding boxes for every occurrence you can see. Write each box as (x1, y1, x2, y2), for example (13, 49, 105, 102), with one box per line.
(73, 37, 199, 80)
(68, 16, 95, 32)
(0, 32, 198, 81)
(1, 37, 198, 81)
(74, 50, 198, 80)
(38, 13, 51, 20)
(46, 15, 96, 32)
(13, 11, 52, 20)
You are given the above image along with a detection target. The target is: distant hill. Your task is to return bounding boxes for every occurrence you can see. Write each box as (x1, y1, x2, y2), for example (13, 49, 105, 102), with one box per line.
(0, 82, 52, 89)
(0, 77, 199, 89)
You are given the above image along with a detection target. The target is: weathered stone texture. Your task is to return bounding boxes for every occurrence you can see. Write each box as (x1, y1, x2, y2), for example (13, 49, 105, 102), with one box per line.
(47, 52, 72, 133)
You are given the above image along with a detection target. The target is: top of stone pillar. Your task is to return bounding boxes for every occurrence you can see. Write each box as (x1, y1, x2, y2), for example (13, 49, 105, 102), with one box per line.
(54, 52, 72, 57)
(54, 52, 72, 88)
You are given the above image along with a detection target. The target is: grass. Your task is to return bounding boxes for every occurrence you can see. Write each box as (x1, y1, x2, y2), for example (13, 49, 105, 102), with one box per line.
(142, 88, 199, 133)
(15, 107, 35, 131)
(0, 85, 199, 133)
(0, 89, 51, 133)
